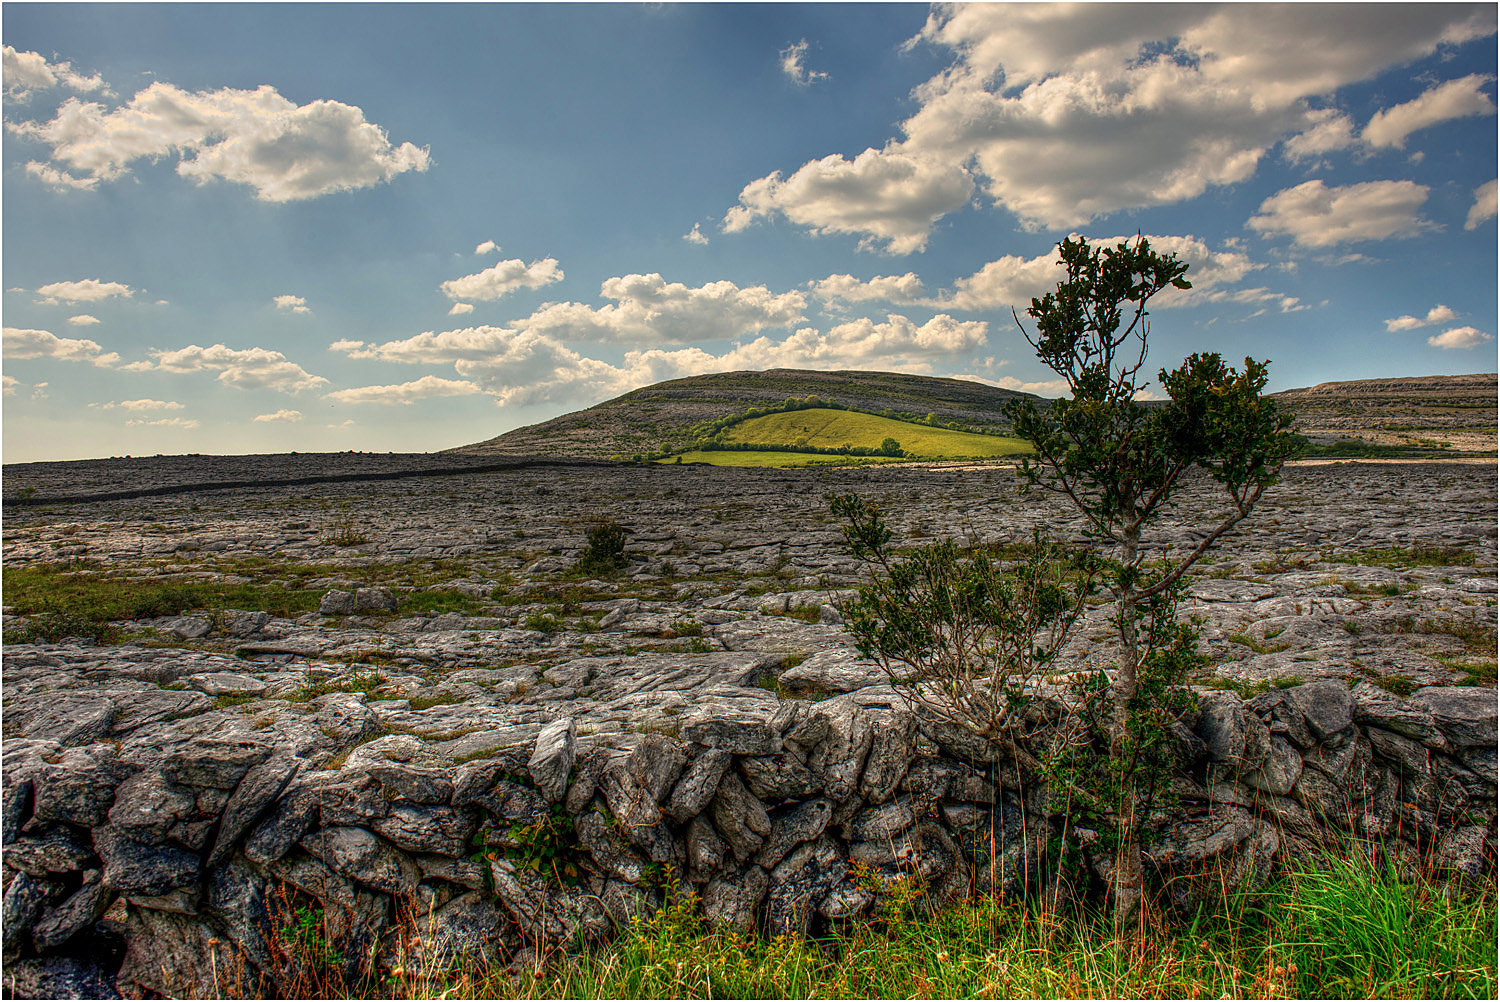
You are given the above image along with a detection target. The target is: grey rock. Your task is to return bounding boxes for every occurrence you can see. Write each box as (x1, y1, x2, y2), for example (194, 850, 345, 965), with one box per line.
(3, 957, 121, 1000)
(370, 804, 477, 856)
(2, 826, 93, 876)
(626, 734, 689, 803)
(31, 746, 128, 828)
(243, 774, 323, 864)
(666, 749, 733, 823)
(1283, 680, 1355, 742)
(848, 798, 916, 842)
(1411, 687, 1497, 748)
(680, 710, 781, 755)
(94, 826, 201, 896)
(2, 775, 32, 845)
(709, 771, 771, 863)
(1242, 735, 1302, 796)
(320, 589, 356, 615)
(600, 767, 677, 864)
(739, 753, 821, 800)
(3, 871, 62, 953)
(754, 797, 833, 870)
(185, 671, 268, 697)
(317, 770, 390, 826)
(300, 825, 419, 896)
(14, 693, 115, 747)
(1196, 690, 1247, 764)
(116, 898, 261, 999)
(488, 860, 610, 944)
(527, 717, 577, 803)
(391, 890, 510, 970)
(108, 769, 196, 844)
(767, 837, 844, 937)
(1366, 726, 1432, 778)
(208, 753, 302, 867)
(685, 814, 728, 881)
(31, 876, 110, 954)
(858, 713, 914, 801)
(224, 610, 272, 637)
(355, 586, 399, 613)
(167, 616, 212, 639)
(702, 865, 768, 933)
(161, 736, 272, 789)
(1351, 683, 1447, 747)
(575, 810, 649, 884)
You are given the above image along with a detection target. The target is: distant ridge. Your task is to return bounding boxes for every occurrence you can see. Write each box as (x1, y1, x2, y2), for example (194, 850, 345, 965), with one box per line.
(451, 368, 1038, 459)
(1272, 372, 1496, 454)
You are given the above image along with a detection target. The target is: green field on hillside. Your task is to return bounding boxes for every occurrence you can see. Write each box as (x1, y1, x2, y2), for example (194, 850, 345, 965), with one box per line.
(662, 450, 902, 468)
(724, 407, 1032, 458)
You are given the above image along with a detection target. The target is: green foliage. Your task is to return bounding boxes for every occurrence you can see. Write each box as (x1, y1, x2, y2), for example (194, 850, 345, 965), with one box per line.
(573, 519, 629, 576)
(833, 492, 1099, 741)
(505, 802, 585, 886)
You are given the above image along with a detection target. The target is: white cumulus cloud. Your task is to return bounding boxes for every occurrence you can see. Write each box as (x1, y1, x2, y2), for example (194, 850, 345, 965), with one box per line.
(723, 145, 974, 254)
(95, 399, 185, 412)
(1385, 305, 1459, 332)
(67, 314, 101, 326)
(780, 39, 829, 87)
(728, 5, 1495, 241)
(325, 375, 484, 405)
(448, 302, 475, 316)
(683, 223, 709, 246)
(1465, 179, 1498, 230)
(1363, 74, 1497, 149)
(35, 278, 133, 304)
(126, 416, 198, 429)
(25, 161, 99, 192)
(474, 240, 499, 255)
(1427, 326, 1493, 350)
(12, 81, 429, 201)
(3, 46, 107, 102)
(2, 326, 119, 366)
(1248, 179, 1434, 248)
(3, 376, 18, 395)
(274, 294, 310, 314)
(145, 343, 328, 392)
(253, 409, 304, 423)
(440, 258, 563, 302)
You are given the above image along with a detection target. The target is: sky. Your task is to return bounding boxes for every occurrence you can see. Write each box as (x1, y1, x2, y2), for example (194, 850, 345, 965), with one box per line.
(2, 3, 1496, 463)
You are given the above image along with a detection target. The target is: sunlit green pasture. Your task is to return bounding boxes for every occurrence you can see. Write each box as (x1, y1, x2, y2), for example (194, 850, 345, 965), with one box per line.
(663, 450, 902, 468)
(724, 407, 1033, 458)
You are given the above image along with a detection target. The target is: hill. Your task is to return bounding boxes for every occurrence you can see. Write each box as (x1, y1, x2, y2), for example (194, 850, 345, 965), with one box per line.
(1272, 372, 1496, 456)
(452, 369, 1037, 459)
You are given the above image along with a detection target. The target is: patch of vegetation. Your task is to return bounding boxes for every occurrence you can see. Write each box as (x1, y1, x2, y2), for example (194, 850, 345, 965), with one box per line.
(573, 520, 628, 576)
(665, 449, 905, 468)
(1226, 633, 1291, 655)
(1333, 543, 1478, 569)
(721, 407, 1033, 460)
(524, 612, 564, 634)
(1, 565, 323, 644)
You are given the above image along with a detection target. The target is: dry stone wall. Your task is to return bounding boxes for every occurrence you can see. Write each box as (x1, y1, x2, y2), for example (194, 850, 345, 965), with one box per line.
(2, 456, 1495, 997)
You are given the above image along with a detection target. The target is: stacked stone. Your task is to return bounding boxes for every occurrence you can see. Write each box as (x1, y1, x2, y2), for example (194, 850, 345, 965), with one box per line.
(3, 680, 1494, 998)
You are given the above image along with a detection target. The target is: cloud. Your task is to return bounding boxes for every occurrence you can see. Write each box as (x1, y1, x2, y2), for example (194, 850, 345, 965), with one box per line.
(810, 272, 927, 307)
(339, 312, 986, 409)
(474, 240, 499, 255)
(67, 314, 101, 326)
(95, 399, 185, 412)
(816, 234, 1269, 313)
(1465, 179, 1498, 230)
(2, 326, 119, 365)
(780, 39, 829, 87)
(723, 144, 975, 254)
(732, 5, 1495, 240)
(448, 302, 475, 316)
(3, 46, 107, 102)
(145, 343, 328, 392)
(1427, 326, 1493, 350)
(325, 374, 483, 405)
(1248, 179, 1433, 247)
(1385, 304, 1459, 332)
(126, 416, 198, 429)
(13, 81, 429, 201)
(274, 294, 310, 314)
(2, 376, 17, 395)
(516, 274, 807, 345)
(1363, 74, 1497, 149)
(35, 278, 133, 304)
(683, 223, 709, 246)
(24, 161, 99, 192)
(1282, 109, 1359, 162)
(440, 257, 563, 302)
(253, 409, 304, 423)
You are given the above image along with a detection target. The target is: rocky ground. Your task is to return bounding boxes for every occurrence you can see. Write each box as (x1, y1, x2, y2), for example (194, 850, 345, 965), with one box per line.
(2, 454, 1495, 996)
(3, 456, 1495, 766)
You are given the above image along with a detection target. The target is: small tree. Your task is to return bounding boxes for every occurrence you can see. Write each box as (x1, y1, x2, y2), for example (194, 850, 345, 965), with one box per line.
(1005, 235, 1300, 924)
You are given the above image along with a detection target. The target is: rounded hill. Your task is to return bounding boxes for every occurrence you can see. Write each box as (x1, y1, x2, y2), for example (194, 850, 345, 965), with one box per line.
(451, 369, 1040, 460)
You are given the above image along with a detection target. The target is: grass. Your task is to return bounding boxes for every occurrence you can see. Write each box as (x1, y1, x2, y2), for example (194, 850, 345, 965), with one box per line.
(665, 449, 906, 468)
(1333, 543, 1477, 569)
(725, 407, 1034, 460)
(273, 845, 1495, 1000)
(1, 564, 325, 643)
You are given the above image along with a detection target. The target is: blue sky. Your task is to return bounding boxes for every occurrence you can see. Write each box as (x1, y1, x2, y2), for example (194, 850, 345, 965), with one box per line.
(3, 3, 1496, 463)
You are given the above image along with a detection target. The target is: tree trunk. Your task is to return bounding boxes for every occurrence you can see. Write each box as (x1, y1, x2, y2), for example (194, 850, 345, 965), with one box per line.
(1111, 517, 1143, 929)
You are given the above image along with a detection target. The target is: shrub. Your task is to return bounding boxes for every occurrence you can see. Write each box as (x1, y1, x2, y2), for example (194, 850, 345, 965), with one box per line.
(574, 520, 628, 576)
